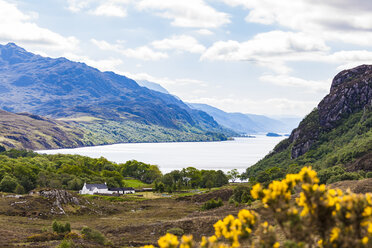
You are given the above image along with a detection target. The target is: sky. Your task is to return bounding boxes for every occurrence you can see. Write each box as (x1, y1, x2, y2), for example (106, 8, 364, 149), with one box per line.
(1, 0, 372, 117)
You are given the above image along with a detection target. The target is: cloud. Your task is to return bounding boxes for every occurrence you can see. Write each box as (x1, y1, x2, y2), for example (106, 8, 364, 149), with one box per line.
(151, 35, 206, 54)
(221, 0, 372, 46)
(90, 3, 127, 17)
(259, 75, 331, 93)
(91, 39, 168, 60)
(0, 0, 79, 52)
(201, 31, 329, 73)
(67, 0, 130, 17)
(186, 96, 318, 116)
(197, 29, 214, 35)
(63, 52, 123, 72)
(136, 0, 230, 28)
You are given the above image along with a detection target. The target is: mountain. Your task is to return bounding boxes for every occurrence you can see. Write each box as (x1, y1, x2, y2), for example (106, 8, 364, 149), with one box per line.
(136, 80, 170, 94)
(0, 109, 95, 150)
(188, 103, 299, 134)
(0, 43, 234, 145)
(245, 65, 372, 183)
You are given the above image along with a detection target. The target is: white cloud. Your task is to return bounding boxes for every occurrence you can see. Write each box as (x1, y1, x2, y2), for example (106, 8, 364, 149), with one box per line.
(91, 39, 168, 60)
(186, 96, 318, 116)
(123, 71, 208, 88)
(67, 0, 130, 17)
(136, 0, 230, 28)
(221, 0, 372, 46)
(63, 52, 123, 72)
(0, 0, 79, 52)
(151, 35, 206, 54)
(259, 75, 331, 93)
(90, 3, 127, 17)
(201, 31, 329, 73)
(197, 29, 214, 35)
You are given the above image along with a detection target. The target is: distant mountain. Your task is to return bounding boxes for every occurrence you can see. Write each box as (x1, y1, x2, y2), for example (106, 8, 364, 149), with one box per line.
(0, 43, 233, 146)
(245, 65, 372, 182)
(136, 80, 170, 94)
(188, 103, 299, 134)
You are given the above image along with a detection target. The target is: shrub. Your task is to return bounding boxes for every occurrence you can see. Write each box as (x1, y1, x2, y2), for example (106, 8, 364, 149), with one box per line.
(14, 184, 25, 194)
(52, 221, 71, 234)
(0, 175, 18, 193)
(232, 185, 253, 203)
(143, 167, 372, 248)
(201, 198, 223, 210)
(64, 232, 80, 240)
(81, 227, 106, 245)
(58, 239, 76, 248)
(166, 227, 184, 236)
(366, 172, 372, 178)
(27, 232, 62, 242)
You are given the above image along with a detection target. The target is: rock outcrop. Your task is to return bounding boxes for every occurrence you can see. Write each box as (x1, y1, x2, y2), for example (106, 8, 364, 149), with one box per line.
(318, 65, 372, 129)
(34, 189, 81, 215)
(286, 65, 372, 159)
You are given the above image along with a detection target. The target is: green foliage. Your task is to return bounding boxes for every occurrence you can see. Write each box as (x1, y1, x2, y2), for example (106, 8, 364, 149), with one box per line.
(81, 227, 106, 245)
(166, 227, 184, 236)
(52, 221, 71, 234)
(201, 198, 223, 210)
(158, 167, 229, 191)
(232, 185, 253, 204)
(0, 175, 18, 192)
(245, 108, 372, 184)
(57, 239, 76, 248)
(0, 151, 160, 192)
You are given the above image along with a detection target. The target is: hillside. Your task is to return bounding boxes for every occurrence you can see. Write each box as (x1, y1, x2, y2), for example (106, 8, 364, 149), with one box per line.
(0, 110, 95, 150)
(0, 43, 233, 145)
(188, 103, 300, 134)
(244, 65, 372, 183)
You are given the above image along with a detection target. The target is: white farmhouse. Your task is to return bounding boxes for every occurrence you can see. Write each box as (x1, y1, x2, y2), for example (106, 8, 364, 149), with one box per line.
(79, 183, 136, 195)
(79, 183, 111, 195)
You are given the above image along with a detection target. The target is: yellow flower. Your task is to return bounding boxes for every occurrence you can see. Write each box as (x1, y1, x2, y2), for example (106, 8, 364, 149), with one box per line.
(158, 233, 179, 248)
(142, 246, 154, 248)
(251, 183, 262, 199)
(317, 239, 323, 247)
(273, 242, 280, 248)
(362, 237, 368, 245)
(330, 227, 340, 243)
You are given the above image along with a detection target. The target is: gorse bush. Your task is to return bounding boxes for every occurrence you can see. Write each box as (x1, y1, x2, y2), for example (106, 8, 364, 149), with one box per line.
(201, 198, 223, 211)
(142, 167, 372, 248)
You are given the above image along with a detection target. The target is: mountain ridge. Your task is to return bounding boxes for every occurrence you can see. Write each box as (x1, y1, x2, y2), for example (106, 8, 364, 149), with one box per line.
(0, 43, 234, 145)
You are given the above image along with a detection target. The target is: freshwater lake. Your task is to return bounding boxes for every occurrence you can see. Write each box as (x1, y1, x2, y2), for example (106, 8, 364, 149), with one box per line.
(38, 136, 285, 174)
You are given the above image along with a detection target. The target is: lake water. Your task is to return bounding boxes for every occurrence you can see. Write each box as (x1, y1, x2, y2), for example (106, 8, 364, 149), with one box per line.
(37, 136, 285, 174)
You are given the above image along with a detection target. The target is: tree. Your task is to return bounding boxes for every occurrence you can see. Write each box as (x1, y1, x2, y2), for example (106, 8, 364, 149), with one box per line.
(227, 169, 239, 183)
(0, 175, 18, 192)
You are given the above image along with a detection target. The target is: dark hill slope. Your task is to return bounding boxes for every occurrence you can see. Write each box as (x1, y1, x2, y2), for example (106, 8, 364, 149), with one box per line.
(0, 43, 232, 142)
(0, 110, 94, 150)
(245, 65, 372, 182)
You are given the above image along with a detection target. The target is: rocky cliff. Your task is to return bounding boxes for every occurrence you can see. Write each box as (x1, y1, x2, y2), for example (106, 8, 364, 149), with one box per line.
(245, 65, 372, 180)
(289, 65, 372, 159)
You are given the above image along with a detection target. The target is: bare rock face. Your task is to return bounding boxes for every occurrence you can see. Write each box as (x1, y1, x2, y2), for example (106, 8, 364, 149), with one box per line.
(288, 65, 372, 159)
(318, 65, 372, 129)
(37, 189, 80, 214)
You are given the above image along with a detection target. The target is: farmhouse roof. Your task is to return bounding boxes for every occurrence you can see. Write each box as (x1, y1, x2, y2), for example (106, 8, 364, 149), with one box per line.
(85, 184, 108, 190)
(109, 187, 135, 191)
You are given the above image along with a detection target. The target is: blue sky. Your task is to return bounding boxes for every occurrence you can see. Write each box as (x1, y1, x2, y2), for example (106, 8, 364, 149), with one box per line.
(1, 0, 372, 117)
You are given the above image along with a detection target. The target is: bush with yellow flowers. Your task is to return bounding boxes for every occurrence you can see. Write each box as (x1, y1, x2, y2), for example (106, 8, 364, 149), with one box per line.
(142, 167, 372, 248)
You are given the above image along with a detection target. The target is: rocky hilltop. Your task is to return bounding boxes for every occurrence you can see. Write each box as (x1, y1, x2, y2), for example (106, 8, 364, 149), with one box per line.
(289, 65, 372, 159)
(245, 65, 372, 180)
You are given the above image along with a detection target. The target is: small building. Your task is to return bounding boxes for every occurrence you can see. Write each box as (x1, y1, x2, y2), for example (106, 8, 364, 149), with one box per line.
(79, 183, 111, 195)
(109, 187, 135, 194)
(79, 183, 135, 195)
